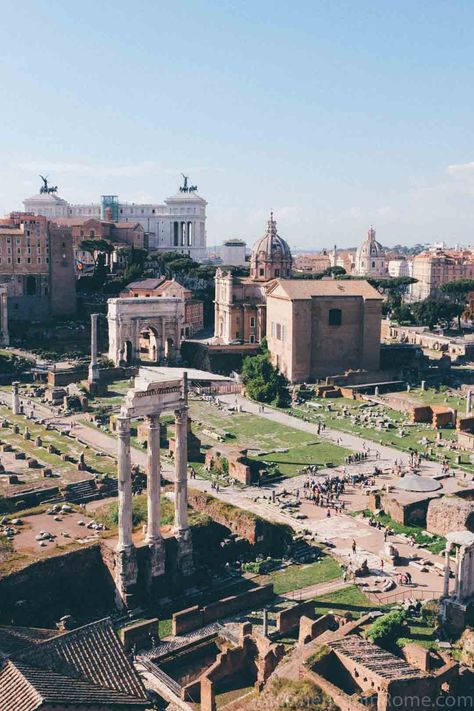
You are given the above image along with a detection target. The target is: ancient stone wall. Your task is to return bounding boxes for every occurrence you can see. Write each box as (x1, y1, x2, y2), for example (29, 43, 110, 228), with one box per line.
(172, 584, 274, 636)
(275, 600, 315, 634)
(188, 489, 292, 555)
(0, 543, 115, 626)
(427, 496, 474, 536)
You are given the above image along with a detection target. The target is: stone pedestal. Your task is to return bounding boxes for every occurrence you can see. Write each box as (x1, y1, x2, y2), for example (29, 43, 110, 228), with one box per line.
(176, 528, 194, 577)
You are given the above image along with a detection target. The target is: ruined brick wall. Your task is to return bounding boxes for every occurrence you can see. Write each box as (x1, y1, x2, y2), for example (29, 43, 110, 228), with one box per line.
(457, 416, 474, 433)
(412, 405, 433, 423)
(298, 614, 337, 646)
(275, 600, 315, 634)
(172, 584, 274, 635)
(0, 543, 115, 627)
(188, 489, 292, 555)
(427, 496, 474, 536)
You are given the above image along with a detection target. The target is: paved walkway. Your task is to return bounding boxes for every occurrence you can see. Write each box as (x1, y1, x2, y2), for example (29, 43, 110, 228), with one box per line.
(0, 388, 453, 603)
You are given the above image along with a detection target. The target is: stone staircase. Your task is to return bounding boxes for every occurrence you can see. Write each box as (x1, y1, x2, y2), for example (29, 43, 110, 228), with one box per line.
(63, 479, 98, 503)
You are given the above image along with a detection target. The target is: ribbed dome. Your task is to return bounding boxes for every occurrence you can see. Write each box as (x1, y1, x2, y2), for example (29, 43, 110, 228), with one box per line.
(251, 213, 291, 262)
(359, 227, 383, 258)
(395, 475, 441, 493)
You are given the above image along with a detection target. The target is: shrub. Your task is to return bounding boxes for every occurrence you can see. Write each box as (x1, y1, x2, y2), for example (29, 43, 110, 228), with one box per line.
(366, 610, 407, 649)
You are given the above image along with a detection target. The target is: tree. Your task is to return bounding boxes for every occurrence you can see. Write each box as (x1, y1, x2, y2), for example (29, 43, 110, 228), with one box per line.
(440, 279, 474, 329)
(368, 277, 418, 314)
(241, 352, 290, 407)
(412, 298, 462, 330)
(79, 239, 114, 267)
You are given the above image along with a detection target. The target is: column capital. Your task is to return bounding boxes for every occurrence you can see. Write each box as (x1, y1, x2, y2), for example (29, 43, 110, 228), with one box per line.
(117, 414, 131, 436)
(147, 413, 160, 428)
(175, 406, 188, 423)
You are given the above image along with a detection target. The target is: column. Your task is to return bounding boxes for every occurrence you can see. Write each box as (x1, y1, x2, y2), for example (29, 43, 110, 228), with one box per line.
(467, 391, 473, 416)
(115, 414, 137, 607)
(174, 377, 194, 575)
(146, 414, 165, 580)
(443, 543, 452, 598)
(174, 407, 189, 534)
(11, 382, 20, 415)
(88, 313, 100, 383)
(0, 288, 9, 346)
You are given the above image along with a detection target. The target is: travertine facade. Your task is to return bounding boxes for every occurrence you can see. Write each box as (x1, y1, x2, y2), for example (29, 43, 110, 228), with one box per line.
(266, 279, 383, 382)
(107, 296, 184, 365)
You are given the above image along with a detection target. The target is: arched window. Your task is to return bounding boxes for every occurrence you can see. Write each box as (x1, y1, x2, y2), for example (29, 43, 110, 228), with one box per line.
(328, 308, 342, 326)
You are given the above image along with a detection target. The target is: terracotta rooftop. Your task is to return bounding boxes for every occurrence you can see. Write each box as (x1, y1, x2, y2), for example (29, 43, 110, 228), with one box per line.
(267, 279, 382, 300)
(0, 618, 148, 710)
(0, 626, 60, 656)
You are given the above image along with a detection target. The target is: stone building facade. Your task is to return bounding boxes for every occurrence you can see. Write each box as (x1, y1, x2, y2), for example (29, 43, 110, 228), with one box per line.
(354, 227, 387, 277)
(23, 176, 207, 259)
(266, 279, 383, 382)
(0, 213, 76, 322)
(214, 214, 292, 344)
(410, 248, 474, 301)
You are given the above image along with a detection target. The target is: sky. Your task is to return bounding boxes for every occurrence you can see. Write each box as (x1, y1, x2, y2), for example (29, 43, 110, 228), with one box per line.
(1, 0, 474, 251)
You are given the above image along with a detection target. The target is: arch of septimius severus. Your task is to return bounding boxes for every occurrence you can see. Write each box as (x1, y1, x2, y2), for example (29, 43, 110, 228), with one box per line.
(115, 371, 194, 608)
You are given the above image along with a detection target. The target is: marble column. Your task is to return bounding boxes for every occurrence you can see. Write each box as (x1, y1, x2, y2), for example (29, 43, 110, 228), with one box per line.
(146, 413, 165, 580)
(0, 287, 9, 346)
(467, 391, 473, 416)
(115, 413, 137, 607)
(88, 313, 100, 383)
(11, 382, 20, 415)
(443, 543, 452, 598)
(174, 401, 194, 575)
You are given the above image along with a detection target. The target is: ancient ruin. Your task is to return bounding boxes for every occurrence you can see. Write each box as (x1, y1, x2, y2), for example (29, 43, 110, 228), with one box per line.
(114, 371, 194, 608)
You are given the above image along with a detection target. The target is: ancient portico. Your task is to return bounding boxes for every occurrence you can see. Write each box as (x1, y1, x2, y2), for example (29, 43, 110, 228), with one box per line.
(442, 530, 474, 630)
(115, 371, 194, 608)
(107, 296, 185, 366)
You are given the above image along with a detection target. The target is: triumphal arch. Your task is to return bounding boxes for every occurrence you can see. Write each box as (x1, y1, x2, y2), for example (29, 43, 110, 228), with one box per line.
(115, 371, 194, 608)
(107, 297, 185, 366)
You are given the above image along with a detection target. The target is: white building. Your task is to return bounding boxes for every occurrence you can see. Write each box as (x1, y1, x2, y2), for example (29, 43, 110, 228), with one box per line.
(388, 258, 411, 278)
(23, 176, 207, 260)
(353, 227, 387, 277)
(221, 238, 247, 266)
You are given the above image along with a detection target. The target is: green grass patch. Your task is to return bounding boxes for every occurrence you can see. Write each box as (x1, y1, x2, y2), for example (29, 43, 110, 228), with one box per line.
(313, 584, 383, 618)
(262, 556, 342, 595)
(158, 618, 172, 638)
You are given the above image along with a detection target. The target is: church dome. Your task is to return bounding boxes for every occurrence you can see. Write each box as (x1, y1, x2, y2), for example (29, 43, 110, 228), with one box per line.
(250, 213, 292, 281)
(354, 226, 387, 277)
(359, 227, 383, 258)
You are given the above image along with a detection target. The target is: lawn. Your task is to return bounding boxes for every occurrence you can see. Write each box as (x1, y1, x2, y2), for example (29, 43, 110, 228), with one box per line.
(292, 395, 474, 473)
(260, 556, 342, 595)
(189, 398, 351, 477)
(313, 584, 383, 618)
(398, 617, 438, 650)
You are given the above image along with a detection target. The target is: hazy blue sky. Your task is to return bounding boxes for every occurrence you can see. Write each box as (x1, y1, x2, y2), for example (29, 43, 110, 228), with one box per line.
(1, 0, 474, 250)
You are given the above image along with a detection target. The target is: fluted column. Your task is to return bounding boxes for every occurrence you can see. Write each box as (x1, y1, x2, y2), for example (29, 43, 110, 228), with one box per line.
(88, 313, 100, 383)
(115, 413, 137, 607)
(174, 396, 194, 576)
(443, 543, 452, 598)
(174, 407, 189, 534)
(146, 414, 165, 582)
(146, 414, 161, 543)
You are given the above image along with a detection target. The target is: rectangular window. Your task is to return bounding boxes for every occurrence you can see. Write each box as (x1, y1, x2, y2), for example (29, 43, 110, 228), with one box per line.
(250, 316, 255, 328)
(271, 322, 275, 337)
(276, 323, 282, 340)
